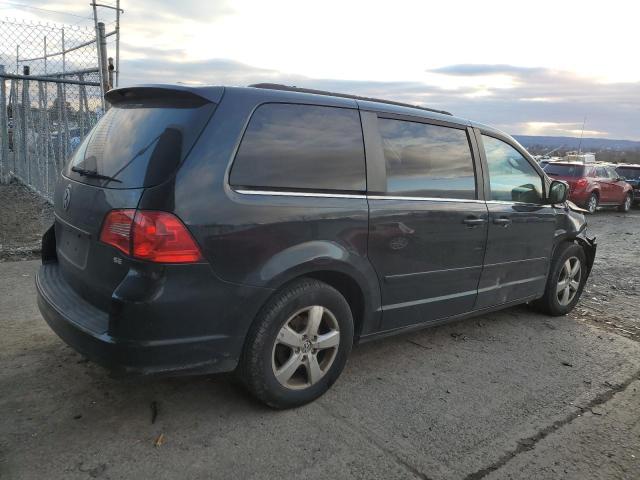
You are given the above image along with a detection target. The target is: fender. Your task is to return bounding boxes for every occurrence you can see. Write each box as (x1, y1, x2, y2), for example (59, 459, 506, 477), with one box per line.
(550, 203, 597, 278)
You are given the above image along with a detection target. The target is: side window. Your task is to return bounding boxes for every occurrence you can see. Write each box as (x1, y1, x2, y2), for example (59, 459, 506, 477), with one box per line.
(595, 167, 607, 178)
(482, 135, 543, 203)
(378, 118, 476, 199)
(230, 103, 365, 192)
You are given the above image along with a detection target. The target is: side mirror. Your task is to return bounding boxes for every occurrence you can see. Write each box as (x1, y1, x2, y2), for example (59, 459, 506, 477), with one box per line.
(548, 180, 569, 204)
(617, 176, 626, 182)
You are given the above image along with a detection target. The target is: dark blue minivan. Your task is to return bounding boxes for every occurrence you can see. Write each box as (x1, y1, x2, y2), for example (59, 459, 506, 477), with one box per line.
(36, 84, 596, 408)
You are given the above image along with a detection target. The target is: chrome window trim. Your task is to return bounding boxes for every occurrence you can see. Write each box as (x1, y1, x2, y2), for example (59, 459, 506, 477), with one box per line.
(234, 189, 486, 203)
(485, 200, 547, 207)
(234, 189, 366, 199)
(368, 195, 485, 204)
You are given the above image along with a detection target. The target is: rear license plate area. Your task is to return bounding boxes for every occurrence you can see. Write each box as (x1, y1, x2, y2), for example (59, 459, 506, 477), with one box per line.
(56, 221, 91, 269)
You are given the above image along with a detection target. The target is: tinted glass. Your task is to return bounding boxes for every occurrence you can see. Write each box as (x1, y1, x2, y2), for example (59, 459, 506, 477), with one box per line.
(67, 97, 216, 188)
(483, 135, 543, 203)
(378, 118, 476, 198)
(617, 167, 640, 180)
(543, 164, 585, 177)
(230, 104, 365, 192)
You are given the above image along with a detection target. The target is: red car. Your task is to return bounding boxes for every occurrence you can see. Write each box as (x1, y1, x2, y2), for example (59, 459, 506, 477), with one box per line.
(544, 162, 633, 214)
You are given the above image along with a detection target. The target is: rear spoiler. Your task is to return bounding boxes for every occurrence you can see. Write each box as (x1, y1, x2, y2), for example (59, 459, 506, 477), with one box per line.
(105, 85, 224, 106)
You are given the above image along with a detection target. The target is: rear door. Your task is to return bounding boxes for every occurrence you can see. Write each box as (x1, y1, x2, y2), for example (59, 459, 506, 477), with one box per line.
(475, 132, 556, 308)
(604, 166, 626, 203)
(594, 166, 613, 202)
(363, 111, 488, 331)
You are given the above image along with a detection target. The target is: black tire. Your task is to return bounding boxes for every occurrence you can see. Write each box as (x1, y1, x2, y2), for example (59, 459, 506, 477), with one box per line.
(618, 193, 632, 212)
(239, 278, 354, 409)
(585, 192, 598, 214)
(532, 242, 588, 316)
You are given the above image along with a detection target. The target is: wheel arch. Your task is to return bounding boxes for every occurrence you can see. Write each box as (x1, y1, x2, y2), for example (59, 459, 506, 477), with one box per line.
(265, 265, 380, 343)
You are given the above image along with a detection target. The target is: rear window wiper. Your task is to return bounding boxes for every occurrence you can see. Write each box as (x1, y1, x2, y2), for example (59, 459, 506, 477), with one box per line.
(71, 166, 122, 183)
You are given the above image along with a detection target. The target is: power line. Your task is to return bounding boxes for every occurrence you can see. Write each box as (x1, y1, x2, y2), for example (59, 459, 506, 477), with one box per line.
(0, 1, 94, 20)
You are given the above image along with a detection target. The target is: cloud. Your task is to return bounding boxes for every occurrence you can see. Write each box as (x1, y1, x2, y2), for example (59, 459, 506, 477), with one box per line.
(117, 53, 640, 140)
(3, 2, 639, 140)
(430, 64, 543, 77)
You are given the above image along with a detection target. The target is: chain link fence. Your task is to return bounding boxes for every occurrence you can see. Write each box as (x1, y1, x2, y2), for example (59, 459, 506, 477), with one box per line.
(0, 18, 107, 202)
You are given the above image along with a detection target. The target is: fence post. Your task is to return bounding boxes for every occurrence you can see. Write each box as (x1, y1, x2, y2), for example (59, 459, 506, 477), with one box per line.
(97, 22, 110, 96)
(0, 67, 8, 183)
(22, 70, 29, 185)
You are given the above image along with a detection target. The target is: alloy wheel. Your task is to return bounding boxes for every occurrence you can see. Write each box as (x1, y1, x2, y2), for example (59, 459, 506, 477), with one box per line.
(624, 194, 632, 212)
(556, 256, 581, 306)
(272, 306, 340, 389)
(587, 195, 597, 214)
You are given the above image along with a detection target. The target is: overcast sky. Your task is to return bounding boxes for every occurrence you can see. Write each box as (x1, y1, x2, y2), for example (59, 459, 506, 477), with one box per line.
(3, 0, 639, 140)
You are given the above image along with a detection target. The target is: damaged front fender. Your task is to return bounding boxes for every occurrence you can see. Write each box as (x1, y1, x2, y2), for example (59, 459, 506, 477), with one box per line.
(576, 234, 597, 277)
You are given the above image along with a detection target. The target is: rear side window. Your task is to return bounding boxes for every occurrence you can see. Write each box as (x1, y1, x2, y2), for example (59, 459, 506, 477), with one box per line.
(595, 167, 607, 177)
(483, 135, 543, 203)
(544, 164, 585, 177)
(378, 118, 476, 199)
(230, 104, 365, 192)
(67, 96, 216, 189)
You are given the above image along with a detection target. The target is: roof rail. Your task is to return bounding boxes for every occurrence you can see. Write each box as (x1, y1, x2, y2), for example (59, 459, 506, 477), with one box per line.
(248, 83, 453, 116)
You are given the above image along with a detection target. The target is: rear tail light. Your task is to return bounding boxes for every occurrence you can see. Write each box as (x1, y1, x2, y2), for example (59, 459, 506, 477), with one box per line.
(575, 178, 588, 189)
(99, 209, 136, 255)
(99, 209, 202, 263)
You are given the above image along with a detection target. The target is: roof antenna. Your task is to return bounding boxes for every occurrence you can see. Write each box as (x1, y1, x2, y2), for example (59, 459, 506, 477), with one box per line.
(577, 115, 586, 154)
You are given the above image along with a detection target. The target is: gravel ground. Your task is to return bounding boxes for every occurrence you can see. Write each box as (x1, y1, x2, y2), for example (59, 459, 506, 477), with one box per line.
(0, 187, 639, 479)
(0, 183, 53, 262)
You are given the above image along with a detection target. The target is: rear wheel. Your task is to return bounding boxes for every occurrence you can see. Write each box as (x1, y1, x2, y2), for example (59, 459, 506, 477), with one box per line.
(532, 243, 587, 316)
(618, 193, 632, 212)
(586, 193, 598, 214)
(239, 278, 353, 409)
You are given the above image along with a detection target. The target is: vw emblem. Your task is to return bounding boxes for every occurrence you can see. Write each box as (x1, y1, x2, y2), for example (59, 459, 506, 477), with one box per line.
(62, 184, 72, 211)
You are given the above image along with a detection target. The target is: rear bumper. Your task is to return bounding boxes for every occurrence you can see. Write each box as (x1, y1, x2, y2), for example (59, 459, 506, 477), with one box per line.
(36, 262, 271, 375)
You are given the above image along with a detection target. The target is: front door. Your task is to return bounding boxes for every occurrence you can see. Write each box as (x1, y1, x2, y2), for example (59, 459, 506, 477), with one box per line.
(475, 133, 557, 308)
(365, 114, 488, 331)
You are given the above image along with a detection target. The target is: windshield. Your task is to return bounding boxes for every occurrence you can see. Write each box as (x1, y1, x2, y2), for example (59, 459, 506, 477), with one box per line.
(616, 167, 640, 180)
(544, 164, 585, 177)
(66, 97, 216, 188)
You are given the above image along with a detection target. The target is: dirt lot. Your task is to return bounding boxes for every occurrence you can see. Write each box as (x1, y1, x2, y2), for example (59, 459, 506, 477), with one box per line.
(0, 183, 53, 262)
(0, 187, 639, 479)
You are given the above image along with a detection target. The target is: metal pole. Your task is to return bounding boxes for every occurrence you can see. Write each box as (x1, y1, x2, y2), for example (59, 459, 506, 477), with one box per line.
(15, 45, 19, 74)
(116, 0, 120, 87)
(22, 71, 29, 184)
(0, 70, 8, 183)
(44, 36, 47, 75)
(98, 22, 110, 94)
(91, 1, 107, 111)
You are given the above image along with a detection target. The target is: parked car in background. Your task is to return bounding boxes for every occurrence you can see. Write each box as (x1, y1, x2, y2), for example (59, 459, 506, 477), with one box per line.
(544, 162, 633, 213)
(36, 84, 596, 408)
(615, 164, 640, 206)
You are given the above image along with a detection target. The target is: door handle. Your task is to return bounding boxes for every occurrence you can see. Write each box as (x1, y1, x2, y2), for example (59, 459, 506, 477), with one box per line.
(493, 217, 512, 227)
(463, 217, 487, 227)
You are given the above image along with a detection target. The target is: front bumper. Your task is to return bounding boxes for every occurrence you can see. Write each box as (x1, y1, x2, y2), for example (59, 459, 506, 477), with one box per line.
(36, 262, 270, 375)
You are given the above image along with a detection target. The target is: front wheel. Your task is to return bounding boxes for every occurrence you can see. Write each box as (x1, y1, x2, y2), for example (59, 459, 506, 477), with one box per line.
(618, 193, 632, 212)
(532, 243, 588, 316)
(239, 278, 354, 409)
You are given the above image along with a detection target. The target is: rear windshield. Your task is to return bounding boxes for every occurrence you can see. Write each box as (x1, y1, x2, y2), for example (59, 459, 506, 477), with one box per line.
(543, 164, 585, 177)
(616, 167, 640, 180)
(65, 97, 216, 188)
